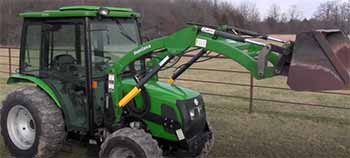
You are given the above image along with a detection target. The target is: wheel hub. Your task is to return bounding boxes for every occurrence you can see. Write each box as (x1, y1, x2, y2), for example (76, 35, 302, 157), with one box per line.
(7, 105, 36, 150)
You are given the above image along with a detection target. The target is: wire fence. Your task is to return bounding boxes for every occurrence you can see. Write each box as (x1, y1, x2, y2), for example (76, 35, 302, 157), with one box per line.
(0, 46, 19, 75)
(1, 46, 350, 113)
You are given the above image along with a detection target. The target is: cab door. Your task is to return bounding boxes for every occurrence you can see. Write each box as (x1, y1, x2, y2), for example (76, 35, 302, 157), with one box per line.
(20, 19, 90, 131)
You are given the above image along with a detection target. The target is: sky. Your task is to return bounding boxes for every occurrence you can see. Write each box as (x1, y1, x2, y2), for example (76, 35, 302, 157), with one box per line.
(220, 0, 335, 19)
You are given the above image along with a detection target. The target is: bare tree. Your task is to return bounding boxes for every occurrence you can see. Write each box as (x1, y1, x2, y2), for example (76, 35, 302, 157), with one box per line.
(313, 0, 350, 32)
(314, 1, 340, 27)
(238, 1, 260, 27)
(342, 0, 350, 33)
(263, 4, 282, 33)
(288, 5, 303, 21)
(267, 4, 281, 22)
(0, 0, 4, 45)
(4, 0, 350, 46)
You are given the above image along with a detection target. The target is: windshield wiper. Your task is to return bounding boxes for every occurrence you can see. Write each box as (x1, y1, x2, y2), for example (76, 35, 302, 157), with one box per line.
(115, 19, 137, 44)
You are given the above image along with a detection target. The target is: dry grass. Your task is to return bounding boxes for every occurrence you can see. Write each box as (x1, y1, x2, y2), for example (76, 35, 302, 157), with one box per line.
(159, 56, 350, 158)
(0, 48, 349, 158)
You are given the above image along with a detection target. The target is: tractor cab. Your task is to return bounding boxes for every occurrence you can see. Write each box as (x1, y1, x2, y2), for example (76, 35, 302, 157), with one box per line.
(18, 6, 142, 131)
(8, 6, 213, 158)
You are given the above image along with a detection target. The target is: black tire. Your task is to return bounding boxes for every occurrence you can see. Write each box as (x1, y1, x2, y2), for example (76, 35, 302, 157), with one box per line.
(197, 122, 215, 158)
(99, 128, 163, 158)
(0, 87, 66, 158)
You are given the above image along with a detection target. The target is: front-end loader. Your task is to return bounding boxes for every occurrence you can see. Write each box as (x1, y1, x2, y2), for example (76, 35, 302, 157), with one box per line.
(1, 6, 350, 158)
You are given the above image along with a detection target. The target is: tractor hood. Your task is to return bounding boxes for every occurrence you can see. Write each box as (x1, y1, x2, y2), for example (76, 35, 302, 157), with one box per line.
(121, 79, 200, 104)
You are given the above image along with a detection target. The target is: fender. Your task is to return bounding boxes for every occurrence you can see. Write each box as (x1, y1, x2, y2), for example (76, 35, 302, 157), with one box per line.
(7, 74, 62, 108)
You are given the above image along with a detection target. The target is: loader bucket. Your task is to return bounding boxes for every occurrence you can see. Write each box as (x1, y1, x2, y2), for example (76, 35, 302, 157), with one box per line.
(287, 30, 350, 91)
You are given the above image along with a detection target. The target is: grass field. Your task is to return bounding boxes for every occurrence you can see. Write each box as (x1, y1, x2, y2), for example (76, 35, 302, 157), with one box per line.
(0, 48, 350, 158)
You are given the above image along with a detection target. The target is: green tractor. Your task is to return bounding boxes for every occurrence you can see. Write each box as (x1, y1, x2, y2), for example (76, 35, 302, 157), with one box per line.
(2, 6, 350, 158)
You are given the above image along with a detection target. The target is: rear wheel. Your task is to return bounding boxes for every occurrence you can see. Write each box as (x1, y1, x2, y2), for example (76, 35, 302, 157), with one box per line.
(99, 128, 162, 158)
(0, 87, 66, 158)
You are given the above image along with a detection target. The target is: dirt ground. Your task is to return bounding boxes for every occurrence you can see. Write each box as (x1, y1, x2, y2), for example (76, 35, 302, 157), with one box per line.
(0, 48, 349, 158)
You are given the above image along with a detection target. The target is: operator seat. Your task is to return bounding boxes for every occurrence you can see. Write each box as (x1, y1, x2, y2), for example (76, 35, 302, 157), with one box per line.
(50, 54, 84, 87)
(52, 54, 76, 72)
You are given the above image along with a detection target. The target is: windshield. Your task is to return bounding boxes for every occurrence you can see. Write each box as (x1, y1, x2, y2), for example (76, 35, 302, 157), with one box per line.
(90, 18, 141, 63)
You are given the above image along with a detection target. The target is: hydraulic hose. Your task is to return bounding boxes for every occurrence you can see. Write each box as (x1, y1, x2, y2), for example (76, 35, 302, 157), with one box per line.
(119, 55, 174, 108)
(126, 85, 151, 117)
(168, 49, 207, 85)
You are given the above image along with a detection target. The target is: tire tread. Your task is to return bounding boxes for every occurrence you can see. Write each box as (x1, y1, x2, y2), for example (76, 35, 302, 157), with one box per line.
(1, 87, 66, 158)
(99, 128, 163, 158)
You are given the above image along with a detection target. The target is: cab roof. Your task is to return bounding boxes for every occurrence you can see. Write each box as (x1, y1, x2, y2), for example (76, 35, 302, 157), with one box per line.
(19, 6, 140, 19)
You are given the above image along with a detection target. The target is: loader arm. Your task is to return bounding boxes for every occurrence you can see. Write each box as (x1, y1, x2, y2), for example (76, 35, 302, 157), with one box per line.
(114, 26, 282, 107)
(116, 25, 350, 107)
(113, 26, 280, 79)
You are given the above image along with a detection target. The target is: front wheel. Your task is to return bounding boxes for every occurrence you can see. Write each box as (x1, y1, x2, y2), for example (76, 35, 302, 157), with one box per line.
(197, 122, 215, 158)
(0, 87, 66, 158)
(99, 128, 163, 158)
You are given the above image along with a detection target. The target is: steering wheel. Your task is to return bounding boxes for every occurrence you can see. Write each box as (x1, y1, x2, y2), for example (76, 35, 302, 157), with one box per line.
(52, 54, 78, 72)
(101, 56, 112, 63)
(94, 56, 112, 71)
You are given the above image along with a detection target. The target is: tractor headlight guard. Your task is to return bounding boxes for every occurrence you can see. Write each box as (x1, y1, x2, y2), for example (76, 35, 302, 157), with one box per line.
(176, 96, 206, 139)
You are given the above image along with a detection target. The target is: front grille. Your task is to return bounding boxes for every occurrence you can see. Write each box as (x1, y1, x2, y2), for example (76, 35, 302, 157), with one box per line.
(176, 95, 206, 139)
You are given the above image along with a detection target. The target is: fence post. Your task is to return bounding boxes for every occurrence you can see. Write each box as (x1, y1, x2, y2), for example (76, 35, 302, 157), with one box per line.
(8, 48, 12, 76)
(249, 74, 254, 113)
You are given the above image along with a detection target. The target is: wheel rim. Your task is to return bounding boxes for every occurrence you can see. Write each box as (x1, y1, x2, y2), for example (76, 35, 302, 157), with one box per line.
(109, 147, 137, 158)
(7, 105, 36, 150)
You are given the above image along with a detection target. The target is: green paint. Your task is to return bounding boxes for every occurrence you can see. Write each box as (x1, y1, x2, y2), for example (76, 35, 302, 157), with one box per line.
(20, 5, 140, 18)
(112, 26, 198, 74)
(113, 26, 279, 80)
(196, 35, 276, 79)
(13, 6, 290, 144)
(7, 74, 91, 131)
(59, 6, 133, 12)
(108, 26, 285, 141)
(7, 74, 62, 108)
(119, 79, 199, 141)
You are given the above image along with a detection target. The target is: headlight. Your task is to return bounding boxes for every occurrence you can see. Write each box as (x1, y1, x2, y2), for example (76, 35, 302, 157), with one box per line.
(176, 96, 207, 139)
(189, 98, 203, 120)
(98, 7, 109, 16)
(189, 109, 195, 120)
